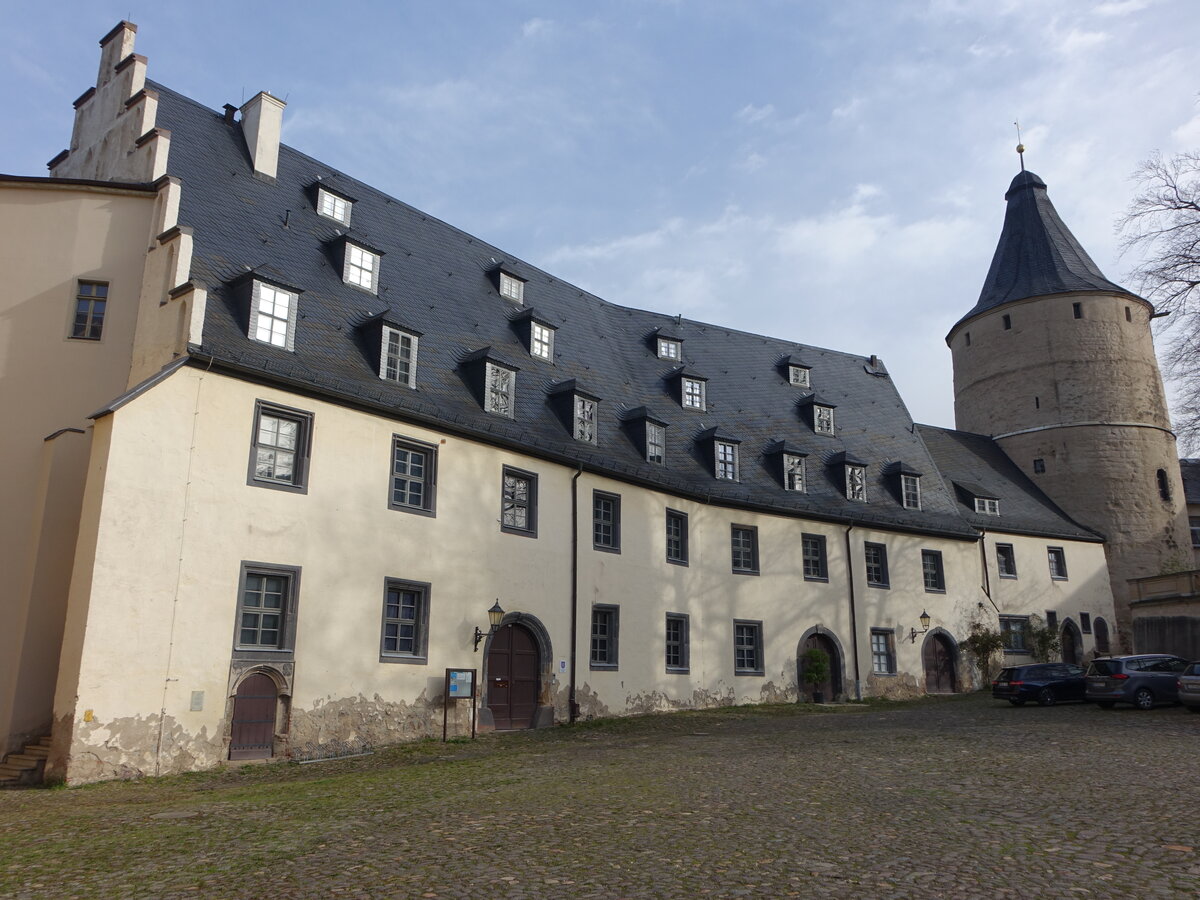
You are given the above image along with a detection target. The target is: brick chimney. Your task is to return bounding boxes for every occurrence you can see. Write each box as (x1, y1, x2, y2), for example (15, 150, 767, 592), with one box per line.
(239, 91, 286, 181)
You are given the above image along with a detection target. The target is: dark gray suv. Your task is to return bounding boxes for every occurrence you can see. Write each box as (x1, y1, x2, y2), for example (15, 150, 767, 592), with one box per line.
(1085, 655, 1190, 710)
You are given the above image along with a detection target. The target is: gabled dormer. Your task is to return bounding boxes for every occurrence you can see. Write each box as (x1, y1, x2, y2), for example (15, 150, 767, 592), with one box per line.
(623, 407, 669, 464)
(487, 263, 527, 304)
(308, 181, 355, 225)
(885, 461, 923, 510)
(798, 393, 837, 436)
(668, 366, 708, 412)
(460, 347, 519, 418)
(650, 327, 684, 361)
(766, 440, 808, 492)
(548, 379, 602, 445)
(777, 354, 811, 388)
(230, 271, 304, 352)
(326, 234, 384, 294)
(509, 308, 557, 362)
(697, 427, 741, 482)
(361, 314, 422, 387)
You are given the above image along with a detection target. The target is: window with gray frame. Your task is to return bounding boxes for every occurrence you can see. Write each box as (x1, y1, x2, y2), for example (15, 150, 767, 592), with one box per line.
(1045, 610, 1059, 630)
(784, 454, 806, 492)
(590, 606, 618, 668)
(484, 363, 515, 417)
(593, 491, 620, 552)
(501, 467, 537, 536)
(715, 441, 739, 481)
(731, 525, 759, 575)
(788, 365, 810, 387)
(249, 401, 312, 493)
(901, 474, 921, 510)
(249, 280, 297, 350)
(380, 325, 418, 387)
(1000, 615, 1029, 652)
(71, 280, 108, 340)
(665, 509, 688, 565)
(646, 422, 665, 465)
(921, 549, 945, 592)
(864, 542, 889, 587)
(802, 533, 828, 581)
(390, 436, 436, 515)
(317, 187, 351, 225)
(996, 543, 1017, 578)
(682, 377, 706, 410)
(574, 395, 597, 444)
(657, 338, 681, 360)
(814, 405, 835, 436)
(665, 614, 689, 672)
(1047, 547, 1068, 580)
(845, 464, 867, 502)
(234, 562, 300, 657)
(1080, 612, 1092, 634)
(530, 322, 553, 360)
(380, 579, 429, 662)
(871, 629, 896, 674)
(734, 620, 764, 675)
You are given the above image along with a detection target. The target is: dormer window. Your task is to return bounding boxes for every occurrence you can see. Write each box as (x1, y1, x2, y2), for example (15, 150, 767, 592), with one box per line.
(249, 280, 298, 351)
(845, 464, 867, 502)
(317, 187, 352, 225)
(344, 243, 380, 293)
(499, 271, 525, 304)
(682, 377, 706, 410)
(380, 325, 419, 387)
(658, 338, 682, 360)
(624, 407, 668, 466)
(574, 395, 597, 444)
(814, 405, 834, 435)
(785, 454, 806, 492)
(716, 441, 739, 481)
(646, 421, 665, 464)
(485, 363, 515, 417)
(901, 474, 921, 510)
(975, 497, 1000, 516)
(788, 365, 811, 387)
(531, 322, 554, 360)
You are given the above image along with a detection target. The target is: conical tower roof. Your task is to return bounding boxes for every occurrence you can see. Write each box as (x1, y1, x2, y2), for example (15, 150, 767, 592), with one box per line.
(953, 170, 1134, 330)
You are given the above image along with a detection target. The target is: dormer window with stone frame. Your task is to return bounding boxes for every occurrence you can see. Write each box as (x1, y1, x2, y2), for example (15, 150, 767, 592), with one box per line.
(699, 427, 741, 482)
(316, 185, 353, 225)
(460, 348, 519, 418)
(510, 308, 557, 362)
(240, 275, 302, 352)
(798, 394, 837, 436)
(548, 379, 602, 445)
(779, 355, 812, 388)
(623, 407, 669, 465)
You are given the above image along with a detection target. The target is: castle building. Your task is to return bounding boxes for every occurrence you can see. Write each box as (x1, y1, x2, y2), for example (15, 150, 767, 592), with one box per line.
(0, 22, 1182, 783)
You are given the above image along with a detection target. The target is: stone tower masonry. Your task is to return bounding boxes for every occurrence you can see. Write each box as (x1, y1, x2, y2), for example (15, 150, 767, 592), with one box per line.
(947, 170, 1191, 650)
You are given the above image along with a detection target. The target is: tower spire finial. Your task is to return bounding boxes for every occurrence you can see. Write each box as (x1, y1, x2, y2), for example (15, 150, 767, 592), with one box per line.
(1014, 119, 1025, 172)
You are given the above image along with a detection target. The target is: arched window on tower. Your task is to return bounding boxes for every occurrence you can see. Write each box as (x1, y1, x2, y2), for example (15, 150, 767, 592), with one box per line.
(1156, 469, 1171, 501)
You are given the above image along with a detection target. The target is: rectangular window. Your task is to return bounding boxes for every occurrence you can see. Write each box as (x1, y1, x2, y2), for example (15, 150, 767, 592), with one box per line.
(871, 629, 896, 675)
(1002, 313, 1012, 330)
(665, 614, 689, 672)
(500, 467, 537, 536)
(802, 533, 828, 581)
(499, 271, 524, 303)
(784, 454, 806, 492)
(657, 338, 681, 360)
(1033, 458, 1046, 474)
(734, 620, 764, 675)
(814, 405, 835, 435)
(901, 474, 921, 510)
(344, 243, 379, 293)
(683, 377, 706, 410)
(646, 422, 665, 465)
(1080, 612, 1092, 634)
(234, 563, 300, 656)
(249, 281, 297, 350)
(530, 322, 553, 360)
(590, 606, 618, 668)
(974, 497, 1000, 516)
(1045, 610, 1059, 630)
(845, 465, 866, 502)
(1189, 516, 1200, 548)
(1000, 615, 1029, 652)
(715, 441, 739, 481)
(593, 491, 620, 552)
(864, 542, 889, 588)
(484, 363, 515, 417)
(665, 509, 688, 565)
(1072, 302, 1083, 319)
(248, 402, 312, 492)
(574, 396, 597, 444)
(788, 366, 810, 387)
(71, 280, 108, 340)
(731, 525, 759, 575)
(996, 543, 1018, 578)
(390, 437, 436, 516)
(317, 187, 351, 224)
(380, 579, 429, 662)
(380, 325, 418, 387)
(921, 549, 945, 592)
(1047, 547, 1068, 580)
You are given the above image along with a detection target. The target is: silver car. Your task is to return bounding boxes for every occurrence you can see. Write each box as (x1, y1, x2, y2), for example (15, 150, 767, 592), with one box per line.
(1177, 662, 1200, 713)
(1085, 655, 1189, 710)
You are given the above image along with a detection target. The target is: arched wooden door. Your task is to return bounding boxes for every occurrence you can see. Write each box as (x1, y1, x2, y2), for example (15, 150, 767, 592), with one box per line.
(1062, 621, 1082, 665)
(229, 673, 278, 760)
(800, 633, 841, 700)
(923, 635, 957, 693)
(487, 623, 539, 730)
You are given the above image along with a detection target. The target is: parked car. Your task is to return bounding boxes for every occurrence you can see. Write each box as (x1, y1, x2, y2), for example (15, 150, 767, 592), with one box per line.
(1177, 662, 1200, 713)
(1085, 655, 1190, 710)
(992, 663, 1086, 706)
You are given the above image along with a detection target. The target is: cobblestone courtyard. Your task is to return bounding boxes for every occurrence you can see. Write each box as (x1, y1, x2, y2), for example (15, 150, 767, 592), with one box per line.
(2, 693, 1198, 898)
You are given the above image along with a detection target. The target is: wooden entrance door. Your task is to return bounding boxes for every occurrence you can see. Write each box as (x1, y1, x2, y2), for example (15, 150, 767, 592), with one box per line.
(229, 673, 278, 760)
(800, 633, 841, 700)
(923, 635, 956, 693)
(487, 623, 539, 730)
(1061, 621, 1081, 665)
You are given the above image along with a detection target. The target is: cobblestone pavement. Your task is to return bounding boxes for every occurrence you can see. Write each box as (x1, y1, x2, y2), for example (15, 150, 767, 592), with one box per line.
(3, 693, 1199, 899)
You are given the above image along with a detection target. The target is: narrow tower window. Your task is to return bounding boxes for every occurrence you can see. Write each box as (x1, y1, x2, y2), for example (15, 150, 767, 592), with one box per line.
(1072, 302, 1082, 319)
(1002, 314, 1011, 330)
(1156, 469, 1171, 501)
(1033, 458, 1045, 474)
(1035, 396, 1040, 409)
(964, 332, 971, 347)
(1125, 306, 1132, 322)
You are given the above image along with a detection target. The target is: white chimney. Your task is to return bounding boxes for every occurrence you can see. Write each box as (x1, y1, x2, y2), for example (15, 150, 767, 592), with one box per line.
(239, 91, 286, 180)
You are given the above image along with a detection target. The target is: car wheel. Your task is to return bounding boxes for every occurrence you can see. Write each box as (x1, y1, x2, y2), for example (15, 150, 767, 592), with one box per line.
(1037, 688, 1056, 707)
(1008, 698, 1025, 707)
(1097, 701, 1115, 709)
(1134, 688, 1154, 710)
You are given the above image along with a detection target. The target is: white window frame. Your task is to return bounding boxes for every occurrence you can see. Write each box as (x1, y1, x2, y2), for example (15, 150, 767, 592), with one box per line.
(645, 422, 665, 465)
(499, 271, 524, 304)
(249, 281, 297, 350)
(344, 243, 379, 293)
(784, 454, 806, 492)
(814, 405, 835, 436)
(845, 464, 867, 502)
(788, 365, 810, 387)
(682, 377, 706, 410)
(715, 441, 739, 481)
(901, 474, 922, 510)
(379, 325, 418, 387)
(484, 363, 515, 418)
(574, 395, 597, 444)
(530, 322, 553, 360)
(974, 497, 1000, 516)
(317, 187, 351, 225)
(657, 338, 682, 360)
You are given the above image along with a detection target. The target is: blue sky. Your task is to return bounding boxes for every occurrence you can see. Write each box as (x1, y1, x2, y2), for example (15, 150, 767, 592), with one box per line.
(5, 0, 1199, 427)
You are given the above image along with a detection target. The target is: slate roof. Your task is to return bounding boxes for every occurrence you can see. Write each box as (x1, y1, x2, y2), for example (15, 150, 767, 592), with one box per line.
(145, 81, 1087, 542)
(1181, 459, 1200, 506)
(916, 425, 1102, 541)
(952, 170, 1135, 333)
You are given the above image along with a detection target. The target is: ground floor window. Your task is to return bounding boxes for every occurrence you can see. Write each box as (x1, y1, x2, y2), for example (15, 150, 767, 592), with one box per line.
(665, 614, 689, 672)
(870, 628, 896, 674)
(734, 620, 764, 675)
(1000, 615, 1029, 653)
(591, 606, 619, 668)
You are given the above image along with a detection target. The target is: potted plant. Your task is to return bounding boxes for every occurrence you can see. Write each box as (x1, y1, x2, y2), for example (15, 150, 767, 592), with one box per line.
(802, 647, 831, 704)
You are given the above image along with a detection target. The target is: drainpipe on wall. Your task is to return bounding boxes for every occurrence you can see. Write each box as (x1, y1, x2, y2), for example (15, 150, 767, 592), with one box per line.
(843, 525, 863, 701)
(979, 530, 999, 613)
(569, 467, 582, 723)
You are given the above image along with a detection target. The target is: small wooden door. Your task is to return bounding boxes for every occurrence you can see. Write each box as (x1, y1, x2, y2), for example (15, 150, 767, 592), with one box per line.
(800, 633, 841, 700)
(229, 673, 278, 760)
(1061, 621, 1082, 665)
(487, 623, 539, 730)
(923, 635, 957, 693)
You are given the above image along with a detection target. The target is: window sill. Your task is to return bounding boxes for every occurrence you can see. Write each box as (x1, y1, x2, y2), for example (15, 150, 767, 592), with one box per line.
(666, 557, 689, 567)
(589, 663, 619, 671)
(379, 654, 428, 665)
(923, 587, 947, 594)
(732, 569, 760, 576)
(872, 671, 897, 677)
(998, 574, 1018, 580)
(249, 478, 309, 495)
(500, 526, 538, 539)
(665, 667, 690, 675)
(389, 503, 436, 518)
(734, 670, 765, 677)
(593, 545, 621, 555)
(804, 576, 830, 583)
(866, 582, 890, 590)
(1051, 576, 1069, 582)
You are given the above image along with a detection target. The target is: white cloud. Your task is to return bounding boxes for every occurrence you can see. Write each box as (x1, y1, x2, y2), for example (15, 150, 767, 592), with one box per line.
(1058, 28, 1109, 56)
(966, 40, 1013, 59)
(1094, 0, 1154, 16)
(832, 97, 864, 120)
(852, 183, 882, 203)
(736, 103, 775, 124)
(522, 18, 553, 38)
(737, 151, 767, 172)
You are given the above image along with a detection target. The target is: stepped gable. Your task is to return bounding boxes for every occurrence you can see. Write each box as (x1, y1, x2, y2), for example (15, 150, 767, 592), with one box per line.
(150, 79, 979, 537)
(952, 170, 1133, 332)
(916, 424, 1103, 541)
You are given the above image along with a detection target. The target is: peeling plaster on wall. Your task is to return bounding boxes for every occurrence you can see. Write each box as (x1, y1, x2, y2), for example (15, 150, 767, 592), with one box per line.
(573, 683, 611, 720)
(290, 691, 472, 749)
(867, 672, 923, 700)
(758, 678, 798, 704)
(54, 712, 224, 784)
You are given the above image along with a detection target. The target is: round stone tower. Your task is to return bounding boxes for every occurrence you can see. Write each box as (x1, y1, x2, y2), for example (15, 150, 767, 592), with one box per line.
(947, 169, 1191, 648)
